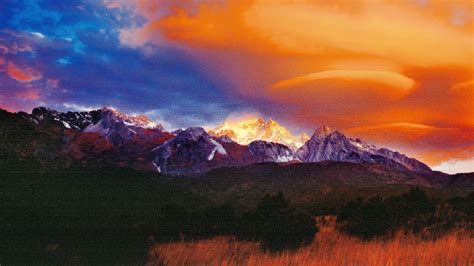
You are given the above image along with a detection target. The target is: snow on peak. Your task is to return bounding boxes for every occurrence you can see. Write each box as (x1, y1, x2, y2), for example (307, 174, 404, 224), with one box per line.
(99, 108, 159, 129)
(176, 127, 208, 141)
(62, 121, 71, 129)
(208, 138, 227, 161)
(348, 138, 377, 152)
(211, 117, 307, 150)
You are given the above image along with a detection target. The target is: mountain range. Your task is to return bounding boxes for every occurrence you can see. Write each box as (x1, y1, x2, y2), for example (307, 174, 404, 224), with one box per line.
(0, 106, 459, 186)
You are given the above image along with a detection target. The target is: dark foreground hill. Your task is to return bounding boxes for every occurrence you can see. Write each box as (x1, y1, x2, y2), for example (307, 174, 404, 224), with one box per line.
(173, 161, 472, 210)
(1, 163, 473, 264)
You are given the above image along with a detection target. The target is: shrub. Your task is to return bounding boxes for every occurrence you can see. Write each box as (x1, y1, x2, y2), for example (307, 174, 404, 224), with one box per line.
(236, 192, 318, 252)
(337, 197, 393, 240)
(336, 187, 473, 240)
(260, 211, 317, 252)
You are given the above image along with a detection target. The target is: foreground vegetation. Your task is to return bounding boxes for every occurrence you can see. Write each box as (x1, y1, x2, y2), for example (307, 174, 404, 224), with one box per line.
(150, 188, 473, 265)
(150, 226, 474, 266)
(1, 167, 473, 264)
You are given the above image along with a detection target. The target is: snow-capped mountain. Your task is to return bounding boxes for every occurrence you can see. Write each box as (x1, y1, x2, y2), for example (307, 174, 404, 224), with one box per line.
(31, 107, 101, 130)
(211, 118, 309, 150)
(83, 107, 166, 144)
(296, 127, 431, 173)
(152, 127, 300, 175)
(152, 127, 231, 175)
(27, 107, 173, 170)
(31, 107, 169, 144)
(248, 141, 299, 163)
(6, 106, 433, 175)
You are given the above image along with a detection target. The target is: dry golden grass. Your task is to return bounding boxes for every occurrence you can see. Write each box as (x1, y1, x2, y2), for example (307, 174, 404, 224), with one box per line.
(148, 220, 474, 266)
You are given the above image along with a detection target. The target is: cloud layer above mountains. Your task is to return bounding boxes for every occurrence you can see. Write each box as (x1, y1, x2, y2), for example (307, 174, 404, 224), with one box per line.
(0, 0, 473, 173)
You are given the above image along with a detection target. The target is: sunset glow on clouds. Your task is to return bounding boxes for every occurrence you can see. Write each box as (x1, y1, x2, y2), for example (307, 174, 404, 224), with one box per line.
(0, 0, 473, 173)
(6, 61, 42, 82)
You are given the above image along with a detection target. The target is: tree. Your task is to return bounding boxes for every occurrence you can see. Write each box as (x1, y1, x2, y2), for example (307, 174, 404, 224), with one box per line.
(236, 192, 318, 252)
(337, 187, 440, 239)
(337, 197, 393, 240)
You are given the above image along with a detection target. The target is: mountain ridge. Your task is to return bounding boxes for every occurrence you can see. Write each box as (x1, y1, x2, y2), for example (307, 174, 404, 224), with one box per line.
(296, 127, 431, 173)
(0, 107, 436, 177)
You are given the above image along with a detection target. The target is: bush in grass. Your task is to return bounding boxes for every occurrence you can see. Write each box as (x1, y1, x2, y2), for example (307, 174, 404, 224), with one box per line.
(336, 187, 471, 240)
(236, 192, 318, 252)
(337, 197, 393, 240)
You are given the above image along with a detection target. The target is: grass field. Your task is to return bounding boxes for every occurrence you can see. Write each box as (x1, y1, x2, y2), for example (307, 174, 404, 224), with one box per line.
(148, 220, 474, 266)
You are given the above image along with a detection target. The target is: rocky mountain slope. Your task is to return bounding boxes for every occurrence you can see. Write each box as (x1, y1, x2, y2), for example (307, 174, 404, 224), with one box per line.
(0, 107, 439, 179)
(152, 127, 299, 175)
(0, 107, 173, 170)
(296, 126, 431, 173)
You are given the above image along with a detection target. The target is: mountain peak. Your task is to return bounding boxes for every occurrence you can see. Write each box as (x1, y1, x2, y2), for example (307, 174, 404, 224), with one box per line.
(31, 106, 60, 119)
(300, 132, 310, 142)
(32, 106, 57, 114)
(313, 126, 333, 138)
(97, 107, 159, 129)
(267, 118, 277, 125)
(100, 107, 124, 119)
(176, 127, 208, 141)
(298, 127, 431, 173)
(100, 106, 117, 112)
(212, 117, 307, 150)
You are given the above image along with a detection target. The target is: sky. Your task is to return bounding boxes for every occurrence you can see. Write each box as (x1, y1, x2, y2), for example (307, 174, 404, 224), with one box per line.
(0, 0, 473, 173)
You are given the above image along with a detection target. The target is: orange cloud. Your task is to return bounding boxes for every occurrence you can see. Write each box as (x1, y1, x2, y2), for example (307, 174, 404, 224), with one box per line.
(266, 70, 419, 118)
(6, 62, 42, 82)
(450, 80, 474, 92)
(345, 122, 474, 166)
(270, 70, 415, 98)
(118, 1, 279, 54)
(345, 123, 470, 149)
(245, 0, 473, 67)
(121, 0, 474, 66)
